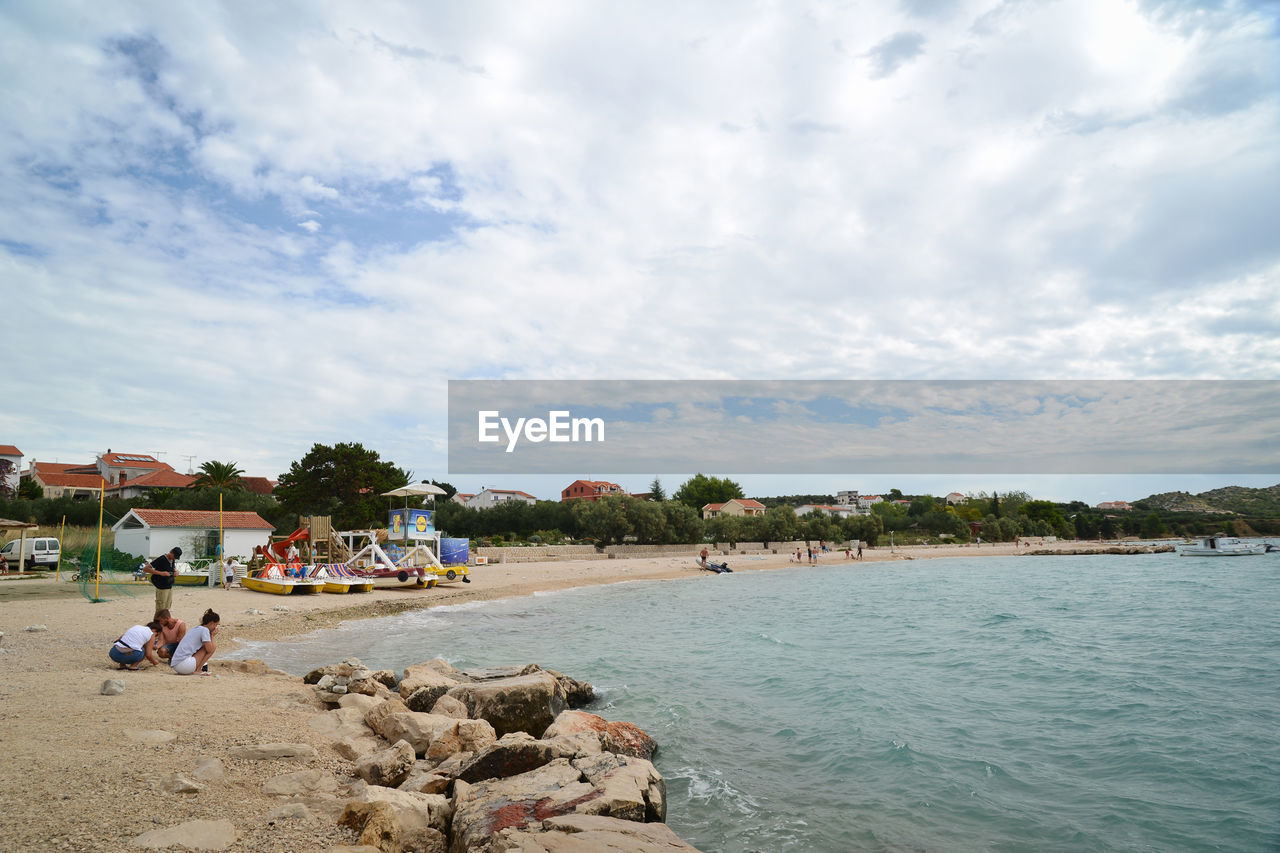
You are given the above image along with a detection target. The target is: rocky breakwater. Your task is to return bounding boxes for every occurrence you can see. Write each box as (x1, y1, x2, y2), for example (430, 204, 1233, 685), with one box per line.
(1023, 544, 1176, 556)
(301, 657, 701, 853)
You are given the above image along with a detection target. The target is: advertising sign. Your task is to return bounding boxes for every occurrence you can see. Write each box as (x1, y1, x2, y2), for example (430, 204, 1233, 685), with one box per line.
(390, 509, 435, 541)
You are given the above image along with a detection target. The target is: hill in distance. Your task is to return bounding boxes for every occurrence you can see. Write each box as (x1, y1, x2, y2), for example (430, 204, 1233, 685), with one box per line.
(1134, 483, 1280, 516)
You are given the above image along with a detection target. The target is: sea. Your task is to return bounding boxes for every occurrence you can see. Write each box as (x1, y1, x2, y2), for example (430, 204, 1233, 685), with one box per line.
(231, 549, 1280, 853)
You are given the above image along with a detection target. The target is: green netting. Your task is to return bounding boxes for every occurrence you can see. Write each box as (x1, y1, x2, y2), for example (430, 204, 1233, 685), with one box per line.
(71, 544, 144, 602)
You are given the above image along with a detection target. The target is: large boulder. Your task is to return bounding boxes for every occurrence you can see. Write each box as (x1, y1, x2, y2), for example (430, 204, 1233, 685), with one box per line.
(400, 661, 466, 709)
(445, 672, 566, 738)
(454, 733, 564, 784)
(459, 665, 594, 710)
(373, 712, 496, 759)
(309, 706, 384, 761)
(357, 785, 452, 837)
(543, 710, 659, 761)
(449, 755, 668, 853)
(354, 739, 416, 787)
(489, 814, 701, 852)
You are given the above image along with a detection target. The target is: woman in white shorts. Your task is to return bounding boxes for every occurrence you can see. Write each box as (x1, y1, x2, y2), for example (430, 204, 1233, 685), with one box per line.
(171, 608, 219, 675)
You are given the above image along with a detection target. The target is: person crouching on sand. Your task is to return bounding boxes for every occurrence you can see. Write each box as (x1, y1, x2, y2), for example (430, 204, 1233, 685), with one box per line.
(110, 621, 162, 670)
(152, 609, 186, 661)
(170, 609, 219, 676)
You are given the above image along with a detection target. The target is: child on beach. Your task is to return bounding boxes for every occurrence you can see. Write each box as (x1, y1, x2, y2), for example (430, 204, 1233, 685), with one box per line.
(152, 609, 186, 661)
(110, 621, 162, 670)
(170, 609, 219, 676)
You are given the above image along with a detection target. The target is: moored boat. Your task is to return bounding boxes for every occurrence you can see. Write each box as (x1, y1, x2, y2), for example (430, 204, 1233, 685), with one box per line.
(242, 565, 325, 594)
(1177, 535, 1267, 556)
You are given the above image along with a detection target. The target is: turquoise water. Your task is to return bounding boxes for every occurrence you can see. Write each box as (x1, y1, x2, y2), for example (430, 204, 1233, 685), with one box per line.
(234, 552, 1280, 852)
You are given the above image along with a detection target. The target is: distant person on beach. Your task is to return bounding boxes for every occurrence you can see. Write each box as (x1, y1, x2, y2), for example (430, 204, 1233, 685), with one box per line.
(0, 552, 7, 573)
(857, 543, 863, 560)
(152, 609, 186, 661)
(807, 546, 814, 564)
(223, 559, 237, 589)
(699, 547, 709, 567)
(110, 621, 162, 670)
(171, 608, 219, 676)
(141, 547, 182, 612)
(285, 542, 300, 563)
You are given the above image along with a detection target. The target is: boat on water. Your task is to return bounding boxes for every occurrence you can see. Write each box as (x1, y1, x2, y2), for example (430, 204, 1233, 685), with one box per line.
(1177, 535, 1267, 556)
(241, 565, 325, 595)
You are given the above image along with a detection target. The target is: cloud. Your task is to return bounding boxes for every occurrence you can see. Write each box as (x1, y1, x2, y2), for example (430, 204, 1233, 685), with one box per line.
(0, 0, 1276, 486)
(865, 31, 927, 78)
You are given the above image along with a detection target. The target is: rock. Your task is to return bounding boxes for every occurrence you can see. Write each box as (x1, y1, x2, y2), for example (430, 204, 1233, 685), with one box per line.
(130, 818, 236, 850)
(355, 739, 416, 787)
(543, 668, 596, 708)
(324, 847, 383, 853)
(445, 672, 567, 737)
(429, 695, 468, 719)
(399, 661, 464, 705)
(192, 757, 225, 781)
(454, 732, 563, 783)
(244, 608, 264, 615)
(272, 605, 290, 612)
(572, 752, 667, 822)
(363, 697, 409, 733)
(101, 679, 126, 696)
(262, 768, 338, 796)
(398, 770, 451, 795)
(317, 675, 337, 690)
(230, 743, 318, 760)
(339, 801, 401, 852)
(450, 760, 599, 853)
(23, 625, 47, 632)
(543, 710, 659, 760)
(494, 813, 702, 852)
(372, 712, 496, 759)
(332, 685, 349, 694)
(339, 692, 382, 713)
(371, 669, 398, 689)
(165, 772, 201, 794)
(125, 729, 176, 746)
(358, 786, 452, 836)
(450, 755, 669, 850)
(265, 803, 313, 821)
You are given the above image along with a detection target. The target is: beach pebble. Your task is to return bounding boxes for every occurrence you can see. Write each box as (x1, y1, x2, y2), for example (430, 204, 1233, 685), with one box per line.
(192, 757, 225, 781)
(24, 625, 47, 632)
(165, 772, 201, 794)
(265, 803, 313, 821)
(244, 608, 264, 615)
(100, 679, 126, 696)
(131, 819, 236, 851)
(272, 605, 290, 612)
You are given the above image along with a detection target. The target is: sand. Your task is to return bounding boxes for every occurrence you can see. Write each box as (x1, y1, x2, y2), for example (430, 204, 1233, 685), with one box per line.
(0, 541, 1111, 851)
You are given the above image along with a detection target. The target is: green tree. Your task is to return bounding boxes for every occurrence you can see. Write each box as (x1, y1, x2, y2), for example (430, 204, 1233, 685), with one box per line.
(571, 496, 632, 547)
(648, 478, 666, 502)
(673, 474, 744, 511)
(193, 460, 245, 490)
(1140, 511, 1165, 539)
(761, 505, 798, 547)
(17, 477, 43, 500)
(274, 442, 409, 530)
(990, 492, 1001, 518)
(624, 497, 666, 544)
(706, 514, 742, 548)
(660, 501, 704, 544)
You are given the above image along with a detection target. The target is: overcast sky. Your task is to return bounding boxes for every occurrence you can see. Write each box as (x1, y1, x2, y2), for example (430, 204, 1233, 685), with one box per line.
(1, 1, 1276, 503)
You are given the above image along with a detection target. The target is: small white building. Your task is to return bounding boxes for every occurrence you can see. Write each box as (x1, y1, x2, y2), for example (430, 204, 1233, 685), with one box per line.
(465, 488, 538, 509)
(795, 504, 859, 519)
(112, 508, 275, 561)
(0, 445, 21, 495)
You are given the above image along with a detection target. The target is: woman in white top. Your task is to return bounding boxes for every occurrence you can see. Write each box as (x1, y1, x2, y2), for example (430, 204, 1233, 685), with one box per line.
(110, 621, 162, 670)
(170, 608, 219, 675)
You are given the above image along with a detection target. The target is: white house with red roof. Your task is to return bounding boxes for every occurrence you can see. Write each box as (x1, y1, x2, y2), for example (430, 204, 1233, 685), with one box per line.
(465, 488, 538, 509)
(1096, 500, 1133, 511)
(452, 492, 475, 505)
(111, 508, 275, 561)
(701, 498, 767, 520)
(795, 503, 858, 519)
(945, 492, 966, 505)
(0, 444, 21, 495)
(103, 469, 198, 499)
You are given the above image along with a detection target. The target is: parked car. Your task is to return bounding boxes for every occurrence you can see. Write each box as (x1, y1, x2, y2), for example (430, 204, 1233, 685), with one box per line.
(0, 537, 60, 569)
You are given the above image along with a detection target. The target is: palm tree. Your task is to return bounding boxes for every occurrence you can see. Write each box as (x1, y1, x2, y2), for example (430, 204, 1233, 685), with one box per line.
(194, 460, 245, 490)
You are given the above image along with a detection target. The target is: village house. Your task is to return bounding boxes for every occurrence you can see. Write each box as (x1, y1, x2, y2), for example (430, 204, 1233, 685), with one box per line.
(465, 488, 538, 509)
(945, 492, 966, 505)
(560, 479, 626, 502)
(701, 498, 767, 520)
(112, 508, 274, 561)
(0, 445, 21, 495)
(794, 503, 859, 519)
(1096, 500, 1133, 511)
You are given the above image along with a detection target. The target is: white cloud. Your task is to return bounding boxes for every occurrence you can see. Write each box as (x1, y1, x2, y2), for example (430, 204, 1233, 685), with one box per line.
(0, 0, 1276, 487)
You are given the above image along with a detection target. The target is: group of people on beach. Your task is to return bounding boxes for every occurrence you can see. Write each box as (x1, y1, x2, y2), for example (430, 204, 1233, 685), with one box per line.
(110, 545, 221, 675)
(109, 607, 220, 675)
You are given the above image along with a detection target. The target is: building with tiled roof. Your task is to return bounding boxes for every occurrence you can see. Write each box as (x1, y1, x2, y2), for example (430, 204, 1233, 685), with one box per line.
(239, 476, 276, 496)
(104, 469, 198, 499)
(702, 498, 767, 520)
(0, 445, 21, 495)
(111, 508, 275, 562)
(560, 479, 626, 502)
(452, 493, 475, 505)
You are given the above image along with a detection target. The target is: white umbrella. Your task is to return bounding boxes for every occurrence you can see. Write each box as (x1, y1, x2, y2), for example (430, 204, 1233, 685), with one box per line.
(382, 483, 447, 498)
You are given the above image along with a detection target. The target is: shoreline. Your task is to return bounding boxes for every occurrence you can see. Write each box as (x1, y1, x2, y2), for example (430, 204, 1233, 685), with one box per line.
(0, 540, 1134, 851)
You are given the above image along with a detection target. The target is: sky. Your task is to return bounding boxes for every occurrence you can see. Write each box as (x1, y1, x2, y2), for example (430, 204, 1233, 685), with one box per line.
(1, 0, 1277, 505)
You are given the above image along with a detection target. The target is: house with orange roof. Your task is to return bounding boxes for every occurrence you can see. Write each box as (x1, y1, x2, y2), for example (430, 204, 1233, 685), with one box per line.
(111, 508, 275, 561)
(27, 461, 103, 500)
(104, 469, 199, 500)
(0, 444, 21, 495)
(560, 479, 626, 502)
(701, 498, 767, 520)
(452, 492, 475, 505)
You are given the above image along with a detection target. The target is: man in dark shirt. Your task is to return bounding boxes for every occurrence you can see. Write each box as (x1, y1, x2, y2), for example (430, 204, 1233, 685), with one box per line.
(142, 547, 182, 612)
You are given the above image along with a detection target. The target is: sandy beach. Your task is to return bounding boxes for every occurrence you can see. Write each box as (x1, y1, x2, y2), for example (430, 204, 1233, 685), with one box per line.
(0, 541, 1116, 851)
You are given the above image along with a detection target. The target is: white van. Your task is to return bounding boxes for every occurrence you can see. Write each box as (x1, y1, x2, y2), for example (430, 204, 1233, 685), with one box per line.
(0, 537, 61, 569)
